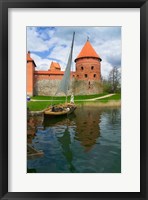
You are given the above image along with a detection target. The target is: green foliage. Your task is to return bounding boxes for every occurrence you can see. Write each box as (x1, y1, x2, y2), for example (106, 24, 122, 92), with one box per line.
(102, 67, 121, 94)
(102, 80, 112, 93)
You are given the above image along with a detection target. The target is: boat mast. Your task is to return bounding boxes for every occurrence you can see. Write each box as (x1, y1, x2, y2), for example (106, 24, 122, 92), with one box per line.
(55, 32, 75, 101)
(66, 32, 75, 103)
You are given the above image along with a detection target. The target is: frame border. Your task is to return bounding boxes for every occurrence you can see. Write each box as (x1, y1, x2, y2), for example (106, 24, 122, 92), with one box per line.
(0, 0, 147, 199)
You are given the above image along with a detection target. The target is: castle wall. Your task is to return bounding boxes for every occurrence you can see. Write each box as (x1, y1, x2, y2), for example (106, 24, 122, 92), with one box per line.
(34, 79, 61, 96)
(73, 79, 103, 95)
(34, 71, 64, 80)
(27, 61, 35, 96)
(34, 79, 102, 96)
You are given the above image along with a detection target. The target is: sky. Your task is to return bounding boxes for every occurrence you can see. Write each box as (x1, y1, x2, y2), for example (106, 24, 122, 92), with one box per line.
(27, 26, 121, 78)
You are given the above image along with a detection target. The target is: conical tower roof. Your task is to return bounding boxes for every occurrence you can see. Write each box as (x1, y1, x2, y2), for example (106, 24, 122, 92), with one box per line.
(75, 40, 102, 62)
(27, 51, 36, 67)
(27, 51, 34, 62)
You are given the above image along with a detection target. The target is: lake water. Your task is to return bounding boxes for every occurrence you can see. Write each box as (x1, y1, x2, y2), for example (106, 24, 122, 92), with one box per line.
(27, 105, 121, 173)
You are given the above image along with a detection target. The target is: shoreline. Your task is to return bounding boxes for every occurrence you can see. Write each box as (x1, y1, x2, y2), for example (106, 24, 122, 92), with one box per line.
(28, 100, 121, 115)
(76, 100, 121, 107)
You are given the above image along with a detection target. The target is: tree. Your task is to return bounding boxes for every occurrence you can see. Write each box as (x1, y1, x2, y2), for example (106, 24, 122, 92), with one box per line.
(108, 66, 121, 93)
(102, 67, 121, 93)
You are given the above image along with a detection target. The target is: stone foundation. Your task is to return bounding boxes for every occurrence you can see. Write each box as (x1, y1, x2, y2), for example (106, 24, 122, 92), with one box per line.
(34, 79, 103, 96)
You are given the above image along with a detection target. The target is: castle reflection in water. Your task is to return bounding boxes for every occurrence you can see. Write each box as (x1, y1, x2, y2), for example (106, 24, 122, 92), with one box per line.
(27, 105, 121, 173)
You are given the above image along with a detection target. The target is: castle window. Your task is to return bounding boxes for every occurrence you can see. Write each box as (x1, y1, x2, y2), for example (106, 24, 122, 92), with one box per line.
(94, 74, 96, 78)
(81, 66, 84, 70)
(88, 81, 90, 88)
(85, 74, 88, 78)
(91, 66, 94, 70)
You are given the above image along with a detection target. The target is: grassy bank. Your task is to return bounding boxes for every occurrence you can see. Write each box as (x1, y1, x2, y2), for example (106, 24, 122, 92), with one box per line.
(27, 101, 51, 111)
(28, 93, 121, 111)
(77, 100, 121, 107)
(31, 93, 108, 101)
(96, 93, 121, 102)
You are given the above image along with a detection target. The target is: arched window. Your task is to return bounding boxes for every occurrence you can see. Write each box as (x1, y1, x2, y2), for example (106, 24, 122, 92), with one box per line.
(81, 66, 84, 70)
(91, 66, 94, 70)
(94, 74, 96, 78)
(85, 74, 88, 78)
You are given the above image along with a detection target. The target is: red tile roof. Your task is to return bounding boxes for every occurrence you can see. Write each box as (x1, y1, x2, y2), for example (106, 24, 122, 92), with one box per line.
(75, 40, 101, 61)
(27, 51, 34, 61)
(27, 51, 36, 67)
(50, 61, 61, 70)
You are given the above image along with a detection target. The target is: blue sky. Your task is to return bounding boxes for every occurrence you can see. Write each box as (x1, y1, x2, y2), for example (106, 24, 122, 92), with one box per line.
(27, 26, 121, 77)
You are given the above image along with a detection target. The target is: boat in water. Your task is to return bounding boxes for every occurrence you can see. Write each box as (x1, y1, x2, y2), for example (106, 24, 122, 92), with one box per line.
(44, 103, 76, 116)
(44, 32, 77, 116)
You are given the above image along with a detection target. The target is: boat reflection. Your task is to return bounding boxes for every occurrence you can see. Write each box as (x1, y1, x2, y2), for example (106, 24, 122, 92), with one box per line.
(57, 126, 76, 172)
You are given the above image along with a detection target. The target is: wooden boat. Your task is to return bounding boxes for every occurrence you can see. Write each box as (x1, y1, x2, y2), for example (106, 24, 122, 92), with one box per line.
(44, 32, 77, 116)
(44, 103, 77, 116)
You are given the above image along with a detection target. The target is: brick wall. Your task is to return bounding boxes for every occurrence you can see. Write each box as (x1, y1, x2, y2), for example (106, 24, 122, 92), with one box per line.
(27, 61, 35, 96)
(75, 57, 101, 81)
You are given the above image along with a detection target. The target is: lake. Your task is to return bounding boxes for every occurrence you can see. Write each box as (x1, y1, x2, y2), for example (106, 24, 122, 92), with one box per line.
(27, 105, 121, 173)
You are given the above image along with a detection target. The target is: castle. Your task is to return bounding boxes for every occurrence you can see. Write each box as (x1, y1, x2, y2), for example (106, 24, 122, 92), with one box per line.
(27, 39, 102, 96)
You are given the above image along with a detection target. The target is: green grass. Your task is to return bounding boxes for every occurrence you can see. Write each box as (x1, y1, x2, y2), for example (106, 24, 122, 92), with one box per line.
(27, 100, 67, 111)
(98, 93, 121, 103)
(31, 93, 108, 101)
(27, 101, 50, 111)
(28, 93, 121, 111)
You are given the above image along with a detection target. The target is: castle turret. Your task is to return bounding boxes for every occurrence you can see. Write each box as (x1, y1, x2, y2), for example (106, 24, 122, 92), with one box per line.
(27, 51, 36, 96)
(74, 39, 102, 81)
(49, 61, 61, 71)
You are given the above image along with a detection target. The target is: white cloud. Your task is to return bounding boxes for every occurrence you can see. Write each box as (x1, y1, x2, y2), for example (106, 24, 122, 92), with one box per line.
(101, 60, 113, 78)
(30, 53, 51, 71)
(27, 27, 50, 52)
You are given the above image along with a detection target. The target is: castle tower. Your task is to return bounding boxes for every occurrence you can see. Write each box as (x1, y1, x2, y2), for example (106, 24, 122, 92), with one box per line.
(74, 39, 102, 81)
(49, 61, 61, 71)
(27, 51, 36, 96)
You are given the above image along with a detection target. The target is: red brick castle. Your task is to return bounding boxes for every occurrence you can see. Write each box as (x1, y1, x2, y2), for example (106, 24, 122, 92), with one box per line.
(27, 39, 102, 96)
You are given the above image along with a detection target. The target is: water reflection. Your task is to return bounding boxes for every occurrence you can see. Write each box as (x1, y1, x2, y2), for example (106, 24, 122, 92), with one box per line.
(74, 106, 101, 151)
(27, 113, 44, 160)
(27, 113, 44, 144)
(27, 106, 121, 173)
(57, 126, 76, 172)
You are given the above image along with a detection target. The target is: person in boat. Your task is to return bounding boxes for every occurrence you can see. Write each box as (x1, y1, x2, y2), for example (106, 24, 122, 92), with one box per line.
(51, 106, 55, 112)
(70, 93, 74, 104)
(66, 107, 70, 112)
(52, 106, 63, 112)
